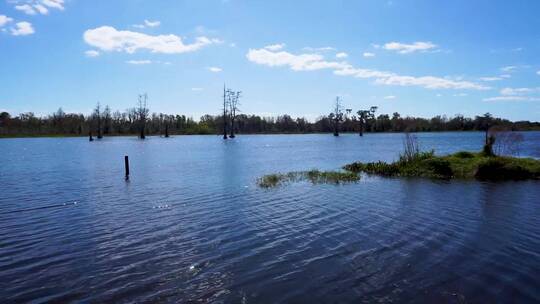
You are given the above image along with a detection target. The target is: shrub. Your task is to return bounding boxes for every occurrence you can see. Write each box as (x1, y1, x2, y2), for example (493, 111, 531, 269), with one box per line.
(453, 151, 475, 158)
(257, 174, 282, 188)
(400, 132, 420, 163)
(421, 158, 453, 178)
(475, 158, 534, 180)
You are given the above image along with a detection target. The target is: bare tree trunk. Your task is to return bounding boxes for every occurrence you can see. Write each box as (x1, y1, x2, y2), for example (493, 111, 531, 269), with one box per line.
(137, 94, 148, 139)
(230, 115, 235, 138)
(140, 124, 145, 139)
(97, 115, 103, 139)
(223, 85, 228, 139)
(165, 123, 169, 138)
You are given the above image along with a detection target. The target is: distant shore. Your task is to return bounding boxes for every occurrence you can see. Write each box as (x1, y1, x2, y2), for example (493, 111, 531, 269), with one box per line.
(2, 129, 540, 139)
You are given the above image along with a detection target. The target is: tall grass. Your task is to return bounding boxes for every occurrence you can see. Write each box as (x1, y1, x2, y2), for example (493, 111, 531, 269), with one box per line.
(257, 170, 359, 188)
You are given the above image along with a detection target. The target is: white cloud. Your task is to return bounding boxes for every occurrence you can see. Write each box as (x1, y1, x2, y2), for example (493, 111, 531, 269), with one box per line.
(370, 74, 488, 90)
(485, 87, 540, 102)
(191, 87, 203, 91)
(42, 0, 64, 10)
(383, 95, 396, 100)
(246, 47, 489, 90)
(144, 20, 160, 27)
(133, 19, 161, 29)
(85, 50, 100, 57)
(500, 74, 511, 78)
(246, 48, 350, 71)
(14, 0, 64, 15)
(479, 76, 502, 81)
(383, 41, 437, 54)
(336, 52, 348, 58)
(208, 66, 222, 72)
(15, 4, 37, 15)
(500, 66, 517, 72)
(83, 26, 219, 54)
(11, 22, 35, 36)
(363, 52, 375, 58)
(35, 4, 48, 14)
(537, 70, 540, 76)
(0, 15, 13, 27)
(126, 60, 152, 65)
(483, 96, 540, 102)
(264, 43, 285, 51)
(453, 93, 468, 97)
(302, 46, 336, 52)
(500, 87, 537, 96)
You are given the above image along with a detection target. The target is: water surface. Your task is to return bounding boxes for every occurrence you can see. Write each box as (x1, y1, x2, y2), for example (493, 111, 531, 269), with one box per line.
(1, 132, 539, 303)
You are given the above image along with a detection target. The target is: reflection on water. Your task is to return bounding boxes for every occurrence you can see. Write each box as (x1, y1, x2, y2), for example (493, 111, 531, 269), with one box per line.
(0, 132, 539, 303)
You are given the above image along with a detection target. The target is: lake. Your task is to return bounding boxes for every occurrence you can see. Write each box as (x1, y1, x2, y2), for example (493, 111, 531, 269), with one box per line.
(1, 132, 539, 303)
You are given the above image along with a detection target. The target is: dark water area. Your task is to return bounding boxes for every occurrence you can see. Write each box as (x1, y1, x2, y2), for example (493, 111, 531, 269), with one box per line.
(1, 132, 539, 303)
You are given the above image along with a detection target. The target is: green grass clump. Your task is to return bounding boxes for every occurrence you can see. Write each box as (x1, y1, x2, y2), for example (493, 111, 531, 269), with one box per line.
(343, 151, 540, 181)
(344, 161, 399, 176)
(257, 169, 359, 188)
(305, 169, 360, 184)
(474, 157, 540, 180)
(453, 151, 475, 158)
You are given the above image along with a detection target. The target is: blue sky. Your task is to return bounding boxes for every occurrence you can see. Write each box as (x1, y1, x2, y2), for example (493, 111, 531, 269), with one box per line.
(1, 0, 540, 121)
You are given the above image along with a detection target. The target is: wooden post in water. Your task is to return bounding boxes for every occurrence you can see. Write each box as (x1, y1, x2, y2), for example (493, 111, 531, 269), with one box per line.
(124, 155, 130, 179)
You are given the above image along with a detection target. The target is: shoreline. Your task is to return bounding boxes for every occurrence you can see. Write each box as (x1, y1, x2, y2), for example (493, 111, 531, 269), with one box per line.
(2, 129, 540, 140)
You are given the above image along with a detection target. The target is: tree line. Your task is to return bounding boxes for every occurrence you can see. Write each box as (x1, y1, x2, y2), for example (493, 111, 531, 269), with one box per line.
(1, 99, 539, 138)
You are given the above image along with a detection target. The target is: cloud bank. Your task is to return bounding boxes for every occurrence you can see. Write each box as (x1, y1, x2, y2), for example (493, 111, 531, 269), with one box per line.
(14, 0, 65, 15)
(246, 46, 489, 90)
(83, 26, 219, 54)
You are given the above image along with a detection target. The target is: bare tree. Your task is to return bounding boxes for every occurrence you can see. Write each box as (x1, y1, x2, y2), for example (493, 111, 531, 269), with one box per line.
(222, 85, 228, 139)
(357, 106, 377, 136)
(490, 127, 524, 156)
(93, 102, 103, 139)
(229, 90, 241, 138)
(329, 96, 344, 136)
(135, 93, 149, 139)
(103, 105, 111, 135)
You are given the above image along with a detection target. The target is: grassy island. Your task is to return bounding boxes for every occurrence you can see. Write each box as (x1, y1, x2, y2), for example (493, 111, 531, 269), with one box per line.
(344, 151, 540, 180)
(257, 133, 540, 188)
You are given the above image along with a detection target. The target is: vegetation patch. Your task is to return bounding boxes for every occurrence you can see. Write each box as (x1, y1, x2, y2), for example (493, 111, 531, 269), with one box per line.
(344, 152, 540, 181)
(257, 169, 359, 188)
(258, 133, 539, 188)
